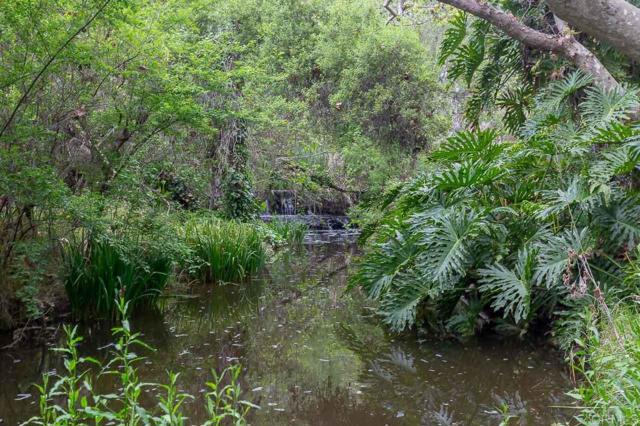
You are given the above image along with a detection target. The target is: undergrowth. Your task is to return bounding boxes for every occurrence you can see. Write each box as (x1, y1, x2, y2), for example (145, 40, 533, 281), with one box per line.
(351, 72, 640, 339)
(569, 306, 640, 425)
(60, 210, 311, 318)
(261, 220, 309, 246)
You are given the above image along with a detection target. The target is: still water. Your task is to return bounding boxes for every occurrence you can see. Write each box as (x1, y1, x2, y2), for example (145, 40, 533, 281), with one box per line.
(1, 238, 573, 425)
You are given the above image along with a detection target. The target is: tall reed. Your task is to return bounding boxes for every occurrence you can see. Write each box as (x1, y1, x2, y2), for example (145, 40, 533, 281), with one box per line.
(63, 233, 171, 318)
(184, 217, 267, 283)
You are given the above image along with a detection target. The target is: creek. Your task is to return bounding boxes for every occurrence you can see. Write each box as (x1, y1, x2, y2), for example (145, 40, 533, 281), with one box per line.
(0, 233, 573, 425)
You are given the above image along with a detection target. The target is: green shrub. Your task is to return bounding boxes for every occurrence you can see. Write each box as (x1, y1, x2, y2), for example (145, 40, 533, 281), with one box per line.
(222, 168, 259, 221)
(184, 217, 266, 282)
(351, 72, 640, 336)
(63, 233, 172, 318)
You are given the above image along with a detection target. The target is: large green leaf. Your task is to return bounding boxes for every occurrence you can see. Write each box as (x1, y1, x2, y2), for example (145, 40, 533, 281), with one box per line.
(479, 248, 535, 324)
(413, 207, 488, 284)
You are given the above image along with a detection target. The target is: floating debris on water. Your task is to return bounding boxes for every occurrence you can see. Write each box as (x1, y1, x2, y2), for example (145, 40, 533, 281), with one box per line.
(0, 242, 573, 425)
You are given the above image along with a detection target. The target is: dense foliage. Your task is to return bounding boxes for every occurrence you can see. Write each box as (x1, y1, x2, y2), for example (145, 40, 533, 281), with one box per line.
(3, 0, 640, 424)
(64, 233, 173, 318)
(184, 217, 267, 283)
(351, 2, 640, 423)
(570, 306, 640, 425)
(438, 1, 640, 130)
(353, 73, 640, 339)
(0, 0, 448, 326)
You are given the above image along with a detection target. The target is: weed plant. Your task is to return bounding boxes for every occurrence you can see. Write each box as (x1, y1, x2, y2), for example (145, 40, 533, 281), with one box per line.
(569, 306, 640, 425)
(22, 299, 256, 426)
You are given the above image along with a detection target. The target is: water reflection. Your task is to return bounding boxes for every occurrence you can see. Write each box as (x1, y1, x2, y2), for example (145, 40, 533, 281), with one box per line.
(0, 241, 572, 425)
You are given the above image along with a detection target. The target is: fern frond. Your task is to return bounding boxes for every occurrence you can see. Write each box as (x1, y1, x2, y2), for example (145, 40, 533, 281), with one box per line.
(521, 71, 593, 138)
(434, 160, 505, 192)
(448, 39, 485, 86)
(594, 196, 640, 250)
(432, 129, 502, 162)
(464, 34, 522, 125)
(552, 301, 593, 351)
(352, 228, 419, 299)
(497, 84, 533, 133)
(537, 178, 598, 219)
(581, 85, 640, 132)
(589, 145, 638, 192)
(378, 277, 433, 332)
(539, 70, 593, 112)
(591, 121, 640, 146)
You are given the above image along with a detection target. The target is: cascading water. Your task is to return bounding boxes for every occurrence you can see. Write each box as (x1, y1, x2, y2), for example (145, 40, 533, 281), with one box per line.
(261, 188, 360, 243)
(268, 189, 297, 215)
(282, 197, 295, 215)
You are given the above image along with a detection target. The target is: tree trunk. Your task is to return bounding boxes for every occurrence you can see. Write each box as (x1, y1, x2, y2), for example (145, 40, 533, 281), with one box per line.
(561, 36, 620, 91)
(548, 0, 640, 63)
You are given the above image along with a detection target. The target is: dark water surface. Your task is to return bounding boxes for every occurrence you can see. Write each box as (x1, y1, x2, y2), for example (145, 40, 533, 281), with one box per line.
(1, 239, 573, 425)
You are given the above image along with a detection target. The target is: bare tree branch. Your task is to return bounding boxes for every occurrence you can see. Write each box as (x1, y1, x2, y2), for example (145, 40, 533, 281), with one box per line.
(384, 0, 410, 23)
(436, 0, 619, 90)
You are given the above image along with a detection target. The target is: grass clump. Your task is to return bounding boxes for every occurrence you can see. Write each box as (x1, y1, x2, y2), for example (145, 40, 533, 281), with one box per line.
(63, 233, 172, 319)
(185, 217, 267, 283)
(265, 220, 308, 246)
(23, 299, 256, 426)
(569, 307, 640, 425)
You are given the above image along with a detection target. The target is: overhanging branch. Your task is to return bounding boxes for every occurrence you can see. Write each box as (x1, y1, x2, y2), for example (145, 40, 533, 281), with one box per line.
(436, 0, 619, 90)
(548, 0, 640, 63)
(0, 0, 113, 140)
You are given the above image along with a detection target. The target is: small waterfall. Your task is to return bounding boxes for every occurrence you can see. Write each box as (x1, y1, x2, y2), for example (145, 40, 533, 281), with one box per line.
(283, 197, 295, 215)
(262, 189, 358, 243)
(269, 189, 297, 215)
